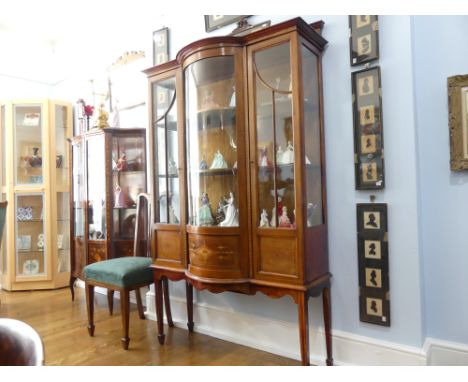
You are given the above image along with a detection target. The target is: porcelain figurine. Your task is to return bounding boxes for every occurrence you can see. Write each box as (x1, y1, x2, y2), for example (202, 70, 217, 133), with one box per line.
(210, 150, 228, 169)
(168, 157, 178, 175)
(169, 205, 179, 224)
(96, 103, 109, 128)
(215, 197, 227, 224)
(116, 153, 128, 171)
(114, 184, 126, 208)
(199, 155, 208, 170)
(276, 146, 284, 165)
(281, 141, 294, 164)
(219, 192, 239, 227)
(278, 206, 292, 228)
(259, 209, 270, 227)
(197, 192, 214, 226)
(259, 146, 271, 167)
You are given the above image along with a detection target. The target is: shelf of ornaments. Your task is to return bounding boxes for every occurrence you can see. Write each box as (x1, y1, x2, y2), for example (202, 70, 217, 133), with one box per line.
(196, 167, 237, 177)
(196, 107, 236, 130)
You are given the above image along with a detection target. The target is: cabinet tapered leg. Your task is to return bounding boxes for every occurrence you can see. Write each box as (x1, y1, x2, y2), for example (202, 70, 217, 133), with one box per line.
(120, 289, 130, 350)
(135, 288, 145, 320)
(85, 284, 95, 337)
(163, 278, 174, 327)
(322, 286, 333, 366)
(107, 290, 114, 315)
(186, 281, 194, 332)
(155, 277, 165, 345)
(298, 291, 310, 366)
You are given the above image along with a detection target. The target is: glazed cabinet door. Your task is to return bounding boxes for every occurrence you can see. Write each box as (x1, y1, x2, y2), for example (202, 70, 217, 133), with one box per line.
(183, 47, 249, 281)
(150, 70, 186, 269)
(248, 35, 304, 284)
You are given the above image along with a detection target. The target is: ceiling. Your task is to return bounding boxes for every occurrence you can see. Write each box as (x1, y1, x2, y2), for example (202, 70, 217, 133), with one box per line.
(0, 1, 162, 85)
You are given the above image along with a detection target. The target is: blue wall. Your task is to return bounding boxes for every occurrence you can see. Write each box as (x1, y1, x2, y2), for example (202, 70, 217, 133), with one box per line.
(412, 16, 468, 343)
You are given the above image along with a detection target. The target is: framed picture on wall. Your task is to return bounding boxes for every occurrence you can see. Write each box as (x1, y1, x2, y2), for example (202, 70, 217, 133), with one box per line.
(352, 66, 385, 190)
(447, 74, 468, 171)
(204, 15, 248, 32)
(153, 27, 169, 66)
(349, 15, 379, 66)
(356, 203, 390, 327)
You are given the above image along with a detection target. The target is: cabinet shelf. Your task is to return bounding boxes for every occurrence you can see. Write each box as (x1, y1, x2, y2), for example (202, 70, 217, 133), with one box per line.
(197, 107, 236, 130)
(157, 173, 179, 178)
(113, 206, 137, 210)
(156, 120, 178, 131)
(112, 170, 145, 175)
(17, 249, 45, 253)
(17, 219, 43, 223)
(195, 168, 237, 176)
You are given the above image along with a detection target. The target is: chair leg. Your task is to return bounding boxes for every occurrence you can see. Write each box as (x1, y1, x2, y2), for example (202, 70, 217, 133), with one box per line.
(120, 289, 130, 350)
(85, 284, 95, 337)
(163, 278, 174, 327)
(107, 290, 114, 315)
(135, 288, 145, 320)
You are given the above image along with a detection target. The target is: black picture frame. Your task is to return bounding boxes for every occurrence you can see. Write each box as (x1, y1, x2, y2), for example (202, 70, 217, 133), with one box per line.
(356, 203, 390, 327)
(204, 15, 248, 33)
(352, 66, 384, 190)
(349, 15, 379, 66)
(153, 27, 169, 66)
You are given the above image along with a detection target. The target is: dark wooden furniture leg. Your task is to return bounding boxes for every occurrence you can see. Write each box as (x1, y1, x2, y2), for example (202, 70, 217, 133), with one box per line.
(85, 284, 95, 337)
(107, 290, 114, 315)
(70, 276, 76, 301)
(120, 289, 130, 350)
(135, 288, 145, 320)
(186, 281, 194, 332)
(322, 286, 333, 366)
(155, 277, 165, 345)
(298, 291, 310, 366)
(163, 278, 174, 327)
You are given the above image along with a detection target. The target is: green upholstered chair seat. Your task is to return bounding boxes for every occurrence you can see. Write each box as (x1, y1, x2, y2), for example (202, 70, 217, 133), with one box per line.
(83, 257, 153, 289)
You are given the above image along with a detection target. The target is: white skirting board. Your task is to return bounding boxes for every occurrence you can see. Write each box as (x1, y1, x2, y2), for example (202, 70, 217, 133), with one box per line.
(76, 282, 468, 365)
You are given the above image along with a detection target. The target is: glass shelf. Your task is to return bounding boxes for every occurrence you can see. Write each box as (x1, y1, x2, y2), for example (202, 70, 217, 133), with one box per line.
(197, 168, 237, 176)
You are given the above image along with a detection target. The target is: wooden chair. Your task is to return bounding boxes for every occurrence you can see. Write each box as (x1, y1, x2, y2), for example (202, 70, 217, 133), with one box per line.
(0, 318, 44, 365)
(83, 193, 173, 349)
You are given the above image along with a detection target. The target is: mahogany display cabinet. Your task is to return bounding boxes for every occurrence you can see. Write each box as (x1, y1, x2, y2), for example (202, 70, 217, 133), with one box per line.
(144, 18, 332, 366)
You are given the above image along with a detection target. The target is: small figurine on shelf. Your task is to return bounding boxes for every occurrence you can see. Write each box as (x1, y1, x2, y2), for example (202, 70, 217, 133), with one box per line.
(259, 146, 272, 167)
(305, 155, 311, 165)
(219, 192, 239, 227)
(199, 155, 208, 170)
(210, 150, 228, 169)
(168, 157, 178, 175)
(281, 141, 294, 165)
(215, 197, 227, 224)
(116, 153, 128, 171)
(201, 89, 220, 110)
(197, 192, 215, 226)
(96, 103, 110, 129)
(114, 184, 127, 208)
(278, 206, 292, 228)
(276, 146, 284, 165)
(259, 209, 270, 227)
(169, 205, 179, 224)
(306, 202, 317, 228)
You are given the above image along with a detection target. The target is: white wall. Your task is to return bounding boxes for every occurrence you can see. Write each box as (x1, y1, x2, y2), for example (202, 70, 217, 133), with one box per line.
(412, 16, 468, 344)
(0, 75, 52, 100)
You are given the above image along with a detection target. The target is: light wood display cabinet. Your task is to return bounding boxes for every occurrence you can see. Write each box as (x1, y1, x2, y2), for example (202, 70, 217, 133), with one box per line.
(145, 18, 332, 365)
(0, 99, 72, 290)
(68, 128, 147, 299)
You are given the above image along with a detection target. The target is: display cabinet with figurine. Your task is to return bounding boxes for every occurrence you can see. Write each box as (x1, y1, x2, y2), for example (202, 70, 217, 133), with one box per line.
(68, 127, 147, 298)
(145, 18, 331, 366)
(0, 99, 72, 290)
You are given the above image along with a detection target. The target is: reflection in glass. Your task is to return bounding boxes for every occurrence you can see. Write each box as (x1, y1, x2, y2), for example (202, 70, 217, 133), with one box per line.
(57, 192, 70, 272)
(87, 135, 106, 240)
(152, 77, 180, 224)
(185, 56, 239, 227)
(72, 141, 85, 238)
(302, 45, 323, 227)
(55, 105, 69, 187)
(15, 193, 46, 276)
(14, 105, 43, 186)
(254, 42, 295, 228)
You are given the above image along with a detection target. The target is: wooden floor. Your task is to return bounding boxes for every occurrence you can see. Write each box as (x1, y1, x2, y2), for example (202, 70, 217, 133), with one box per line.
(0, 287, 298, 366)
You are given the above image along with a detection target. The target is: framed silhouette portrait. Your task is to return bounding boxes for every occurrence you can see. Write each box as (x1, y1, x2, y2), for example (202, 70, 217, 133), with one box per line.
(356, 203, 390, 326)
(153, 27, 169, 66)
(352, 66, 384, 189)
(349, 15, 379, 66)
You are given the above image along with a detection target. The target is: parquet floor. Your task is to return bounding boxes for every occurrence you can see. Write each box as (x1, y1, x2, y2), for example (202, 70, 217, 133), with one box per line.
(0, 287, 298, 366)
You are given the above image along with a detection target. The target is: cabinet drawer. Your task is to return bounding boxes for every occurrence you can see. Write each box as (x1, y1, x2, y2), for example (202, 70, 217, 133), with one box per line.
(257, 236, 298, 278)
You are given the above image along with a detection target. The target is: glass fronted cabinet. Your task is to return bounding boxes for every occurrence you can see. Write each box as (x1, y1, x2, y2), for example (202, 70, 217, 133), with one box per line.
(0, 99, 72, 290)
(69, 127, 147, 297)
(146, 18, 331, 366)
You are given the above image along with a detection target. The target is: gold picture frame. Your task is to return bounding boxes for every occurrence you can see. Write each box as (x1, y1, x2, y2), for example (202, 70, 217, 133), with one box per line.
(448, 74, 468, 170)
